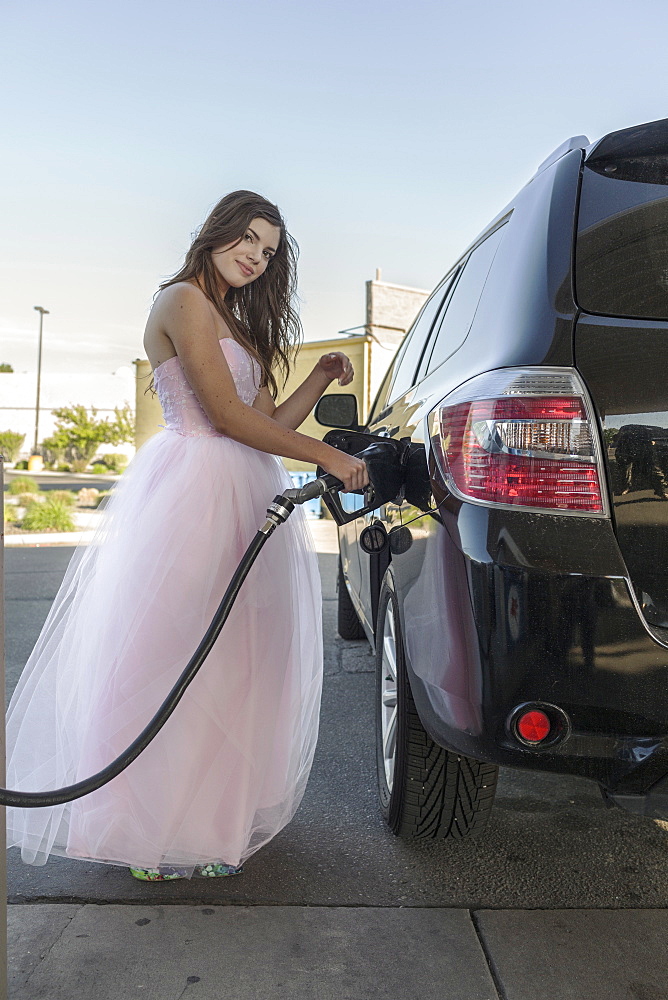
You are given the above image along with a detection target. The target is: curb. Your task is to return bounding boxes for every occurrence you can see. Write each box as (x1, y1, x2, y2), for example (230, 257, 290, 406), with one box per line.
(4, 470, 122, 481)
(5, 517, 336, 549)
(4, 530, 96, 547)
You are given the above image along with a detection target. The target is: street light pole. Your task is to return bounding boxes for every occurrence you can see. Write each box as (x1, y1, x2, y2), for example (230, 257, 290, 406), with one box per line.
(33, 306, 49, 455)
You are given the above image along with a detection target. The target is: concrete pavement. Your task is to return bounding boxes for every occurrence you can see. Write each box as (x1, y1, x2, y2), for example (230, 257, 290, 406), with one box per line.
(6, 520, 668, 999)
(9, 904, 668, 999)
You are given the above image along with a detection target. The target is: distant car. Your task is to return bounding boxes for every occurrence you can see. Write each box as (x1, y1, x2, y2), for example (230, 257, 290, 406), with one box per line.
(315, 117, 668, 841)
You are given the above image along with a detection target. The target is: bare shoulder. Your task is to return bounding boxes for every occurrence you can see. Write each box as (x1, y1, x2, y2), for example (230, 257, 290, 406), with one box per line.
(144, 283, 207, 367)
(157, 282, 236, 342)
(157, 283, 221, 348)
(153, 281, 213, 321)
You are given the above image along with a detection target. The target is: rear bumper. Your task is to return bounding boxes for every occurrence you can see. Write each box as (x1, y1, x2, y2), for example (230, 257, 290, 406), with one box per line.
(396, 503, 668, 803)
(603, 775, 668, 818)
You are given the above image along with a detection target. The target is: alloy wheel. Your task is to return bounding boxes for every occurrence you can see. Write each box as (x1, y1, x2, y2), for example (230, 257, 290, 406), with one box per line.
(380, 601, 398, 792)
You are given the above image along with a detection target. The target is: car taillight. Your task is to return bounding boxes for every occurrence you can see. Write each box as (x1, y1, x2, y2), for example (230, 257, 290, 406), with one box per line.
(428, 368, 607, 515)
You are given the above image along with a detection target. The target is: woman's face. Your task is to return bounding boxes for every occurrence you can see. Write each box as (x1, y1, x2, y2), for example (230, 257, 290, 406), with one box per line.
(211, 216, 281, 292)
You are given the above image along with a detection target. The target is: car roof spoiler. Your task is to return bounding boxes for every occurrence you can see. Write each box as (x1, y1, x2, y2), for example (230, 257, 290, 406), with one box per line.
(533, 117, 668, 179)
(584, 117, 668, 164)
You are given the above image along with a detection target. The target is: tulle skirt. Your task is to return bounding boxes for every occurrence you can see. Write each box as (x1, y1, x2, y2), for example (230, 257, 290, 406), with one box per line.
(6, 429, 323, 872)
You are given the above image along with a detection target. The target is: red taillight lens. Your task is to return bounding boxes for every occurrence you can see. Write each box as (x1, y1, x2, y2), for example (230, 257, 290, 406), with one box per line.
(430, 374, 605, 513)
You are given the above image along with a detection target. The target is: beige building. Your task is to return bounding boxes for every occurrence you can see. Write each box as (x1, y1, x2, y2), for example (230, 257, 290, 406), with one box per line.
(134, 272, 430, 470)
(133, 362, 164, 451)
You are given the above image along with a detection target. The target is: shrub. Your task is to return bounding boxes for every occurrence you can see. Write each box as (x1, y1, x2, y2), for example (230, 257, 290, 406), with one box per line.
(18, 492, 43, 507)
(0, 431, 26, 463)
(100, 452, 128, 474)
(22, 496, 75, 533)
(4, 503, 17, 524)
(77, 487, 100, 506)
(91, 463, 108, 474)
(49, 490, 76, 507)
(13, 460, 29, 470)
(57, 463, 72, 473)
(40, 435, 66, 466)
(8, 476, 39, 495)
(71, 458, 89, 473)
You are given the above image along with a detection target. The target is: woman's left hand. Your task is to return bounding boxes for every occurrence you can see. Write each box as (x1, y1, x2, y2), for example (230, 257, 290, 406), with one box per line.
(317, 351, 354, 386)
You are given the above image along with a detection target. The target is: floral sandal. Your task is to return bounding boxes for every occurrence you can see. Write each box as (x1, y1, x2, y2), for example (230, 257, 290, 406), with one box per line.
(195, 863, 244, 877)
(129, 866, 189, 881)
(129, 862, 244, 880)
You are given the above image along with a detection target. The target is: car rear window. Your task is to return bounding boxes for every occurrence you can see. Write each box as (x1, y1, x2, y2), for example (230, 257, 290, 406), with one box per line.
(576, 154, 668, 320)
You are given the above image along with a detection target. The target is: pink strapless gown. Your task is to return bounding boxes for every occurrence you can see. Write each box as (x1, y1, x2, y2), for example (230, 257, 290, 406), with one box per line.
(6, 338, 323, 872)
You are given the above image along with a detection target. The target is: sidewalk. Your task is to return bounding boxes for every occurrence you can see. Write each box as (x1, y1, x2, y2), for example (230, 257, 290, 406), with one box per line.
(10, 900, 668, 998)
(4, 512, 330, 548)
(7, 521, 668, 999)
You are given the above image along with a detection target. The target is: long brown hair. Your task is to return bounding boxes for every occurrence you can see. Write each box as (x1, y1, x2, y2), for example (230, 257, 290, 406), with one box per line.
(146, 190, 302, 397)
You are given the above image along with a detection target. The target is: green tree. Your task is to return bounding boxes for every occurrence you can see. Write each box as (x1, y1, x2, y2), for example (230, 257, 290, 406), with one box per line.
(603, 427, 618, 449)
(111, 404, 135, 447)
(0, 363, 14, 373)
(0, 430, 25, 461)
(44, 403, 135, 466)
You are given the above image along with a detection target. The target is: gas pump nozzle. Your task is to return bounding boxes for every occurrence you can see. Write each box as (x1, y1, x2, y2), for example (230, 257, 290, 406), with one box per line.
(284, 435, 426, 525)
(310, 437, 411, 526)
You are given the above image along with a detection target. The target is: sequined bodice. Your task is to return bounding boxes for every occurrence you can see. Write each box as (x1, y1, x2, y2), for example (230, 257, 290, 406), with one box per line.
(153, 338, 261, 437)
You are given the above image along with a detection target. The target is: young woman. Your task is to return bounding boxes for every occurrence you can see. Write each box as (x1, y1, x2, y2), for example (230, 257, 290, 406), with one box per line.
(6, 190, 369, 881)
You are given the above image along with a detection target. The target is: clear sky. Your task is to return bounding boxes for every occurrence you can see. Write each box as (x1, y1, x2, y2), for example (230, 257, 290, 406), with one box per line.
(2, 0, 667, 374)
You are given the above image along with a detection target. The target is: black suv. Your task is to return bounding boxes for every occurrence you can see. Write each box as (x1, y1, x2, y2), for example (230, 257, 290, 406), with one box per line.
(315, 117, 668, 842)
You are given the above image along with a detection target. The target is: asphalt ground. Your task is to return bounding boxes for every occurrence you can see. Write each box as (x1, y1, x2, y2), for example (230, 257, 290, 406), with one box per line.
(5, 524, 668, 1000)
(4, 536, 668, 910)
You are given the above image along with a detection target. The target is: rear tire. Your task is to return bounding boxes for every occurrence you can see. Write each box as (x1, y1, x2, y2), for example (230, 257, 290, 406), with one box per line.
(337, 556, 366, 640)
(375, 574, 498, 840)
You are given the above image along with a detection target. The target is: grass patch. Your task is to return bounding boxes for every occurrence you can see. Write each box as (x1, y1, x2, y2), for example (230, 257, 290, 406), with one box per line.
(7, 476, 39, 495)
(21, 496, 76, 533)
(18, 492, 42, 507)
(48, 490, 77, 507)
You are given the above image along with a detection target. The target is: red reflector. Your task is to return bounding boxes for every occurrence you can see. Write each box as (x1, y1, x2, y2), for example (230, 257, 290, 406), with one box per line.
(516, 710, 551, 743)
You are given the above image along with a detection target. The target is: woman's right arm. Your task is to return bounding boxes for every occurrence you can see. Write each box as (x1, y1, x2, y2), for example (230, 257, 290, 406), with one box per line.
(153, 284, 369, 492)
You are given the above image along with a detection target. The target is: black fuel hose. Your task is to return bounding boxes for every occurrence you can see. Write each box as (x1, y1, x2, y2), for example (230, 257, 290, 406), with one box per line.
(0, 473, 345, 809)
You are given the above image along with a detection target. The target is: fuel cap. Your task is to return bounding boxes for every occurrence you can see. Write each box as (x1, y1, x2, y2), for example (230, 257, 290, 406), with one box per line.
(359, 523, 388, 553)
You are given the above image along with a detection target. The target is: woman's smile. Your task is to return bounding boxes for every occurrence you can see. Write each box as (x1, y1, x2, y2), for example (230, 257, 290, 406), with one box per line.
(209, 217, 280, 293)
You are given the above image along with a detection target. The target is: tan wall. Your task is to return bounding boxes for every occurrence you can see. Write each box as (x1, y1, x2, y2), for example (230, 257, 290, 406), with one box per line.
(276, 336, 371, 473)
(133, 359, 164, 449)
(366, 278, 430, 347)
